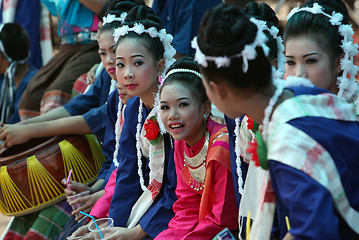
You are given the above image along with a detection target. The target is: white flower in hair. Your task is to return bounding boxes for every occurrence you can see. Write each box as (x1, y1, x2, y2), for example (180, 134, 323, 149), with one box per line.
(119, 12, 127, 22)
(158, 29, 167, 42)
(103, 13, 128, 26)
(262, 44, 270, 57)
(192, 37, 208, 67)
(270, 26, 279, 38)
(133, 22, 145, 34)
(215, 56, 231, 68)
(311, 3, 323, 14)
(339, 25, 354, 37)
(147, 27, 158, 38)
(103, 14, 115, 25)
(342, 42, 359, 56)
(241, 45, 257, 72)
(330, 12, 343, 26)
(113, 25, 129, 42)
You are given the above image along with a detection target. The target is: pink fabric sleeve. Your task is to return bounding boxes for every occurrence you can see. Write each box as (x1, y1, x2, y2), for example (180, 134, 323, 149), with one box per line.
(90, 168, 117, 218)
(182, 160, 238, 239)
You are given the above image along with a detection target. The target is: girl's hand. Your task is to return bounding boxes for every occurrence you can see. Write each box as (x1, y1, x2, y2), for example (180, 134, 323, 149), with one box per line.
(62, 179, 94, 195)
(86, 63, 100, 85)
(70, 224, 92, 239)
(70, 190, 105, 221)
(102, 225, 148, 240)
(0, 124, 31, 148)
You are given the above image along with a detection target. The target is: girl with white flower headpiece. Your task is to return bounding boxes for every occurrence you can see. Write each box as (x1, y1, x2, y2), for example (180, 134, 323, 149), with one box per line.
(193, 3, 359, 240)
(154, 56, 238, 239)
(284, 0, 359, 116)
(84, 4, 178, 240)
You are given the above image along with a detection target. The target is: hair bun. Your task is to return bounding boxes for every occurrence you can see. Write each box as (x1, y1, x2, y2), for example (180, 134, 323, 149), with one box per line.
(124, 5, 163, 29)
(244, 2, 278, 28)
(198, 4, 257, 57)
(109, 0, 145, 15)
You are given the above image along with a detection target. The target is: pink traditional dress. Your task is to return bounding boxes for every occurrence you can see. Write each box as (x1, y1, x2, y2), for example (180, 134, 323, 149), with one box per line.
(155, 118, 238, 239)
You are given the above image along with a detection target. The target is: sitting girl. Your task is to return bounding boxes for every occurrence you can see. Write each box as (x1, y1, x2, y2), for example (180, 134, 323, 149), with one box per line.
(0, 23, 37, 124)
(193, 3, 359, 240)
(155, 56, 238, 239)
(70, 5, 177, 240)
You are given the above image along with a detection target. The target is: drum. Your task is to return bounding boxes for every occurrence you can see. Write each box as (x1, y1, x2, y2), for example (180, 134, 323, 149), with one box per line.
(0, 134, 106, 216)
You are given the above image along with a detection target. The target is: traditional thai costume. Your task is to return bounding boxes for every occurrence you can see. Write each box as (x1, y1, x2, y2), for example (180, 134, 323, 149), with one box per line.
(155, 118, 238, 239)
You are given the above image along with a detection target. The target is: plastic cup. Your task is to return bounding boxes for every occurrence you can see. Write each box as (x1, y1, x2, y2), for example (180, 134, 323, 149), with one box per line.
(88, 218, 114, 240)
(67, 190, 90, 220)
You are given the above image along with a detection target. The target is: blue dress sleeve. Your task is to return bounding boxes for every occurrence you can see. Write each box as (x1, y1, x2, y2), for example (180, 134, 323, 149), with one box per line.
(269, 161, 341, 240)
(139, 134, 176, 238)
(63, 69, 112, 141)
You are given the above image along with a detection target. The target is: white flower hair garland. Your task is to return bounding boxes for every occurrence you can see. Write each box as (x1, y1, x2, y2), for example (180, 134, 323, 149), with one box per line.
(102, 12, 127, 26)
(249, 18, 285, 79)
(287, 2, 359, 101)
(113, 23, 176, 71)
(191, 18, 269, 73)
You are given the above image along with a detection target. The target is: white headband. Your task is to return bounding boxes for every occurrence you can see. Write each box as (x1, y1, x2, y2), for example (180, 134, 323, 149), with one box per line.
(113, 23, 176, 71)
(102, 12, 127, 26)
(287, 3, 359, 100)
(192, 18, 269, 73)
(164, 68, 202, 81)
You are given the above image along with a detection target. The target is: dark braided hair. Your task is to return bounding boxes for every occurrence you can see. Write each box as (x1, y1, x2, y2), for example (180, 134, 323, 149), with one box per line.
(197, 4, 272, 92)
(160, 56, 208, 106)
(244, 2, 279, 61)
(284, 0, 349, 61)
(116, 5, 165, 61)
(99, 0, 146, 35)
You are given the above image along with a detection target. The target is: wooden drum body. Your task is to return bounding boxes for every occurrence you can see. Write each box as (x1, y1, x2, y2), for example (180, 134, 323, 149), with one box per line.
(0, 135, 105, 216)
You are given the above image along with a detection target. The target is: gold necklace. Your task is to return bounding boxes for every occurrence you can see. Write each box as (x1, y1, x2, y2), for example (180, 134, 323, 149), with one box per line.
(183, 132, 209, 191)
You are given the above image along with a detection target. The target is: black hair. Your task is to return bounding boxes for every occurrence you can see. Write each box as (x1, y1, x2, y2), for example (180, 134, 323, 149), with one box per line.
(160, 56, 208, 105)
(197, 4, 272, 93)
(0, 23, 30, 61)
(244, 2, 279, 61)
(116, 5, 165, 61)
(97, 0, 145, 20)
(284, 0, 348, 60)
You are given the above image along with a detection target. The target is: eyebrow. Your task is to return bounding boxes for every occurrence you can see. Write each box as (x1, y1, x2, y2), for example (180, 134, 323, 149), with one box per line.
(116, 54, 144, 60)
(100, 44, 116, 51)
(285, 52, 319, 58)
(160, 97, 190, 104)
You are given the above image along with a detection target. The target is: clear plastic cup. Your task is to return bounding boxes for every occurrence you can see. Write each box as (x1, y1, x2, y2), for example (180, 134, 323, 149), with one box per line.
(66, 190, 90, 220)
(88, 218, 114, 240)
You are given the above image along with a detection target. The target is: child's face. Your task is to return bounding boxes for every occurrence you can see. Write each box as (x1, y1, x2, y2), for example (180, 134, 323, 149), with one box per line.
(160, 83, 207, 146)
(116, 83, 132, 105)
(115, 38, 160, 101)
(98, 30, 116, 80)
(285, 35, 339, 93)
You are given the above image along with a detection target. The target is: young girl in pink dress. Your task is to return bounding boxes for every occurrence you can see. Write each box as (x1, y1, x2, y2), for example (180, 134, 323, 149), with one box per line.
(155, 56, 238, 239)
